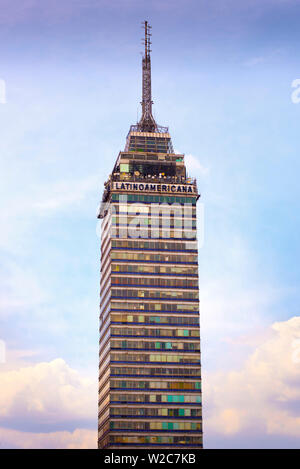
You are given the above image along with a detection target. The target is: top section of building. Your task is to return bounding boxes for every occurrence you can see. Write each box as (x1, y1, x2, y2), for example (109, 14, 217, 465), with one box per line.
(125, 20, 172, 151)
(98, 21, 198, 219)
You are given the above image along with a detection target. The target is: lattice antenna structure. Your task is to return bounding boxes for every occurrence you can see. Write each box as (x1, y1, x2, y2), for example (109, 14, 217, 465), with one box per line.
(137, 20, 158, 132)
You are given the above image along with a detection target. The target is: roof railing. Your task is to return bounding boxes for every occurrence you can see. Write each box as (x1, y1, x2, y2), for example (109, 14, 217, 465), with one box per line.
(126, 124, 169, 139)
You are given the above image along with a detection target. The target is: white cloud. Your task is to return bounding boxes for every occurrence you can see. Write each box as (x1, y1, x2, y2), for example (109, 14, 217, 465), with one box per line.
(173, 149, 209, 176)
(185, 153, 209, 176)
(0, 358, 97, 434)
(204, 316, 300, 447)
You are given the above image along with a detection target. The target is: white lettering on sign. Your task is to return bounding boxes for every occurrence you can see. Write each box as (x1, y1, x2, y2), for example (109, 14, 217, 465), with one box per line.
(113, 182, 195, 193)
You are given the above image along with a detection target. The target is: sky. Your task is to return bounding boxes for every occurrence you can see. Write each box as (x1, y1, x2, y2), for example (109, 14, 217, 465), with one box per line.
(0, 0, 300, 449)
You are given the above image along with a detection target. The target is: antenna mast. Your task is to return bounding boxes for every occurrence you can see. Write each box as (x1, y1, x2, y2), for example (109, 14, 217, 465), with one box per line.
(137, 20, 157, 132)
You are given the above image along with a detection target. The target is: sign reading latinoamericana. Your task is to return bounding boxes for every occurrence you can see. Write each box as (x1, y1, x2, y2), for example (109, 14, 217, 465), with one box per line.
(113, 181, 196, 193)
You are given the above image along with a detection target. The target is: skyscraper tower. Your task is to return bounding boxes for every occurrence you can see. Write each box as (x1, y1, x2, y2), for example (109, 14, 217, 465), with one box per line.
(98, 21, 202, 449)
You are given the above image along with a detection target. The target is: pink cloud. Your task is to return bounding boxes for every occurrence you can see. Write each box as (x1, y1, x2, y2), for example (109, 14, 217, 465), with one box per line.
(204, 316, 300, 447)
(0, 358, 97, 434)
(0, 427, 97, 449)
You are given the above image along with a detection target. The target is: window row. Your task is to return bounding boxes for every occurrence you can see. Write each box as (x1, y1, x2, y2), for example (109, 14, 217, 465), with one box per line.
(112, 208, 195, 219)
(110, 353, 200, 364)
(110, 380, 201, 391)
(101, 435, 202, 446)
(111, 194, 197, 205)
(119, 152, 179, 161)
(111, 366, 201, 377)
(111, 264, 198, 276)
(110, 327, 200, 338)
(110, 393, 202, 404)
(110, 252, 198, 263)
(111, 301, 199, 312)
(111, 289, 199, 300)
(111, 314, 199, 326)
(111, 216, 197, 229)
(111, 340, 200, 352)
(111, 277, 198, 288)
(110, 421, 201, 431)
(114, 205, 197, 217)
(110, 407, 201, 418)
(126, 140, 171, 152)
(111, 228, 196, 240)
(111, 239, 197, 252)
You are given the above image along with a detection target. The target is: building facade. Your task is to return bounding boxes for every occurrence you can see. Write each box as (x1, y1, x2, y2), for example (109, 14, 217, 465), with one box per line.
(98, 22, 202, 449)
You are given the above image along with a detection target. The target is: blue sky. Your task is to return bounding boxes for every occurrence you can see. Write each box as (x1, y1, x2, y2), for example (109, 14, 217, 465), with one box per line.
(0, 0, 300, 448)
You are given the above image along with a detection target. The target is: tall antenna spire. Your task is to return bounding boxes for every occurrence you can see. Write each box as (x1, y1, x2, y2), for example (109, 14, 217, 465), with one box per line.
(137, 20, 157, 132)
